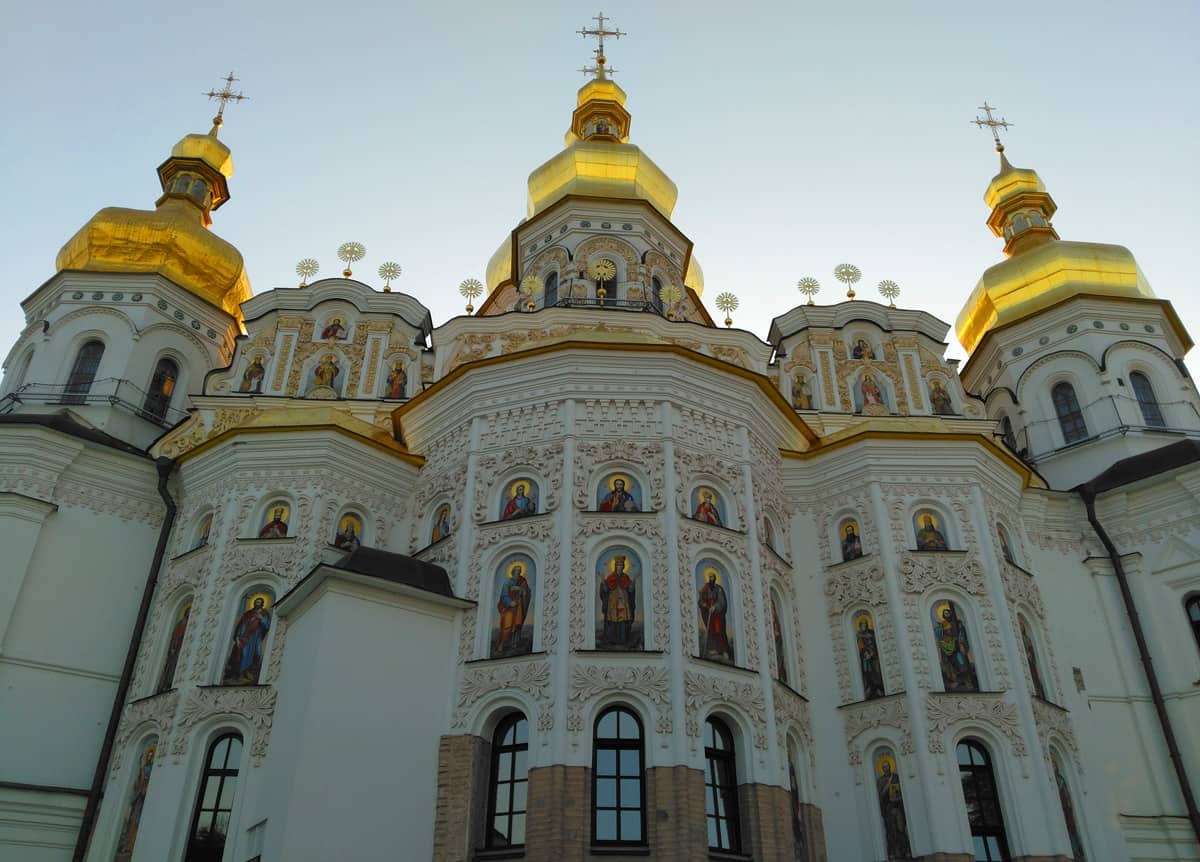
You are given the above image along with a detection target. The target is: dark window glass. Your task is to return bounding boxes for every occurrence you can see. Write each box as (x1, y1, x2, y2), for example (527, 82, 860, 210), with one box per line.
(486, 715, 529, 849)
(1051, 382, 1089, 444)
(184, 733, 243, 862)
(650, 277, 664, 313)
(1000, 416, 1017, 451)
(63, 340, 104, 403)
(1130, 372, 1165, 427)
(544, 271, 559, 308)
(592, 706, 645, 845)
(141, 358, 179, 422)
(1187, 596, 1200, 655)
(957, 740, 1010, 861)
(704, 718, 741, 852)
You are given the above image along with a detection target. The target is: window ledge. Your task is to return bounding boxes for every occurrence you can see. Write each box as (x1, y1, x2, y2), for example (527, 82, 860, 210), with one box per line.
(708, 851, 752, 862)
(474, 849, 524, 861)
(590, 846, 651, 857)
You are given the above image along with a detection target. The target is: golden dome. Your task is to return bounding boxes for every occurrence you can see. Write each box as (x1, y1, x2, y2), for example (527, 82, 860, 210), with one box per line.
(485, 233, 513, 294)
(684, 255, 704, 297)
(525, 77, 678, 220)
(55, 122, 250, 320)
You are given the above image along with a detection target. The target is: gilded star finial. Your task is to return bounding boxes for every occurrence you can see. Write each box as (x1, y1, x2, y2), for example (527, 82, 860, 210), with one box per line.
(204, 72, 249, 132)
(972, 101, 1012, 153)
(578, 12, 625, 80)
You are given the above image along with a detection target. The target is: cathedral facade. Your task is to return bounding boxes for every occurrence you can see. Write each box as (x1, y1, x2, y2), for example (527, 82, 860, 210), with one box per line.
(1, 62, 1199, 862)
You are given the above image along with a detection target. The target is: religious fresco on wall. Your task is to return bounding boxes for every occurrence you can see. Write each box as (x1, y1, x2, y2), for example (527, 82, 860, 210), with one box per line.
(384, 360, 407, 399)
(854, 610, 886, 700)
(321, 316, 347, 340)
(238, 355, 266, 393)
(874, 748, 913, 860)
(840, 518, 864, 561)
(691, 486, 726, 527)
(491, 554, 536, 658)
(334, 512, 363, 551)
(156, 600, 191, 693)
(222, 589, 274, 685)
(771, 596, 789, 685)
(791, 373, 814, 409)
(114, 737, 157, 862)
(193, 513, 213, 550)
(852, 338, 875, 360)
(929, 379, 955, 414)
(1052, 752, 1088, 861)
(499, 479, 539, 520)
(595, 546, 643, 650)
(1019, 615, 1047, 700)
(857, 372, 888, 411)
(258, 502, 290, 539)
(997, 523, 1016, 564)
(696, 560, 735, 664)
(308, 354, 342, 396)
(931, 599, 978, 692)
(787, 743, 809, 862)
(596, 473, 642, 512)
(762, 517, 776, 552)
(431, 503, 452, 544)
(913, 509, 949, 551)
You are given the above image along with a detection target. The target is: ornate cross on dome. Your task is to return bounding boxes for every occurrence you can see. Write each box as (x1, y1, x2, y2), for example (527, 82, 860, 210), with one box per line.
(972, 101, 1012, 153)
(204, 72, 249, 128)
(578, 12, 625, 79)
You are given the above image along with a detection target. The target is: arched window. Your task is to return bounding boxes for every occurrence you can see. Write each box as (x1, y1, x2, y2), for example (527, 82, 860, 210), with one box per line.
(770, 594, 790, 685)
(544, 271, 559, 308)
(156, 598, 192, 693)
(184, 732, 243, 862)
(141, 357, 179, 423)
(650, 276, 664, 314)
(63, 340, 104, 403)
(1018, 615, 1047, 700)
(1052, 752, 1088, 861)
(1000, 415, 1017, 451)
(956, 740, 1011, 861)
(704, 717, 741, 852)
(1186, 595, 1200, 655)
(1052, 382, 1089, 444)
(592, 706, 645, 846)
(486, 714, 529, 849)
(1130, 371, 1165, 427)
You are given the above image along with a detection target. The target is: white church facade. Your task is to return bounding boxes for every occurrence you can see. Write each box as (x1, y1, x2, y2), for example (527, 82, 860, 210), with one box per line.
(1, 53, 1199, 862)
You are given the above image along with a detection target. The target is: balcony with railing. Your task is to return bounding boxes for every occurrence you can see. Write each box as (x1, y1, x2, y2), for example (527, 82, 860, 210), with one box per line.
(0, 377, 189, 427)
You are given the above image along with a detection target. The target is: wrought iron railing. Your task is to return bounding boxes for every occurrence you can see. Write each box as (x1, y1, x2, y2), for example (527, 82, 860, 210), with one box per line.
(0, 378, 189, 426)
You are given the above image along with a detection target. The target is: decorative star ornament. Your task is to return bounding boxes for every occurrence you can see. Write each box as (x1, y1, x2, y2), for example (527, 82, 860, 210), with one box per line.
(659, 283, 683, 319)
(715, 292, 739, 327)
(797, 277, 820, 305)
(834, 263, 862, 300)
(338, 242, 366, 278)
(520, 275, 544, 311)
(378, 261, 402, 291)
(877, 279, 900, 308)
(295, 258, 319, 287)
(459, 278, 484, 313)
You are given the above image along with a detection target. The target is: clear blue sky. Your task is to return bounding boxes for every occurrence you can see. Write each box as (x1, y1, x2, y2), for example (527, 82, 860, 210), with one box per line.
(2, 1, 1196, 362)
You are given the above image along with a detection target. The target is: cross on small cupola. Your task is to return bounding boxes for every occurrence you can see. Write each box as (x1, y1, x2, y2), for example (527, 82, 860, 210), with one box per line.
(972, 101, 1012, 153)
(204, 72, 249, 134)
(578, 12, 625, 81)
(570, 12, 631, 143)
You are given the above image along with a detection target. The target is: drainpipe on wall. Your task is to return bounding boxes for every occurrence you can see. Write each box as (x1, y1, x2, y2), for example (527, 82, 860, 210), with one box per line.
(73, 456, 177, 862)
(1080, 489, 1200, 846)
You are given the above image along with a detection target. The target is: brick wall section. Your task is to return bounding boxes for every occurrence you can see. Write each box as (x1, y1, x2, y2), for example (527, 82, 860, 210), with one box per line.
(646, 765, 710, 859)
(738, 781, 793, 859)
(431, 734, 488, 862)
(525, 765, 591, 860)
(797, 801, 827, 862)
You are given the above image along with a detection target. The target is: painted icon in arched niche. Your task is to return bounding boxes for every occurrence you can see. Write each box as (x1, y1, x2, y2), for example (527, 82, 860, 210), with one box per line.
(193, 513, 213, 550)
(691, 486, 725, 527)
(1019, 615, 1047, 700)
(334, 512, 363, 551)
(696, 560, 735, 664)
(874, 748, 912, 860)
(258, 502, 290, 539)
(852, 338, 875, 360)
(596, 472, 642, 512)
(499, 478, 539, 520)
(238, 354, 266, 393)
(840, 518, 864, 561)
(491, 554, 535, 658)
(788, 742, 809, 862)
(114, 736, 157, 862)
(997, 523, 1016, 564)
(853, 610, 886, 699)
(1052, 752, 1088, 861)
(929, 379, 955, 414)
(222, 588, 274, 685)
(858, 372, 887, 410)
(771, 596, 789, 685)
(156, 600, 191, 693)
(913, 509, 949, 551)
(384, 360, 407, 399)
(791, 373, 813, 409)
(431, 503, 452, 544)
(595, 546, 643, 650)
(931, 599, 978, 692)
(309, 354, 341, 395)
(321, 316, 347, 340)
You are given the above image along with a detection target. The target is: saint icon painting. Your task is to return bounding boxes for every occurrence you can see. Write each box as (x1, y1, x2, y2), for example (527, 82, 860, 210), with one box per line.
(222, 589, 274, 685)
(691, 486, 725, 527)
(596, 473, 642, 512)
(499, 479, 539, 520)
(491, 554, 536, 658)
(595, 546, 643, 650)
(696, 560, 735, 664)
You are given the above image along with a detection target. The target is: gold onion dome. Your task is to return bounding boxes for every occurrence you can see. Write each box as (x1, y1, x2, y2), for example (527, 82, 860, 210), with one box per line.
(55, 116, 251, 320)
(956, 151, 1154, 353)
(487, 76, 703, 296)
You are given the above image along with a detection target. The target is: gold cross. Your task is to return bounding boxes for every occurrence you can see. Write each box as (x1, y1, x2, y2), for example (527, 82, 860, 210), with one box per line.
(204, 72, 249, 125)
(972, 101, 1012, 152)
(578, 12, 625, 79)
